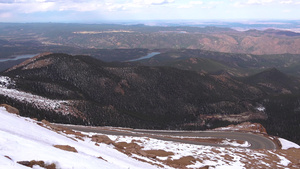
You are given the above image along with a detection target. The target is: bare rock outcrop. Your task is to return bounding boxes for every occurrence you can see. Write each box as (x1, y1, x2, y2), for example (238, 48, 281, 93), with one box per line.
(214, 122, 267, 134)
(53, 145, 78, 153)
(0, 104, 19, 115)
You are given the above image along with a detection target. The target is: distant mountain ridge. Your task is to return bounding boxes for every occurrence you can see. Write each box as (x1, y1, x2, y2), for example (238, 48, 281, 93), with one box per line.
(138, 49, 300, 77)
(1, 23, 300, 59)
(263, 29, 300, 37)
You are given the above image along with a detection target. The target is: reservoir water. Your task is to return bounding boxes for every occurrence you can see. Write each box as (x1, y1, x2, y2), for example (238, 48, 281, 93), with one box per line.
(128, 52, 160, 62)
(0, 52, 159, 63)
(0, 54, 38, 62)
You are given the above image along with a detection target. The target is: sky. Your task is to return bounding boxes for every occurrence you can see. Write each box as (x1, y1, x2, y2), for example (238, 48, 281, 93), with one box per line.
(0, 0, 299, 22)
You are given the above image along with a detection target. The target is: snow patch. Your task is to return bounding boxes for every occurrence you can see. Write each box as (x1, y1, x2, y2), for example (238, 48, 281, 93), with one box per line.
(276, 154, 291, 166)
(269, 151, 291, 167)
(0, 76, 14, 88)
(220, 139, 251, 148)
(256, 106, 266, 112)
(279, 138, 300, 149)
(107, 135, 251, 168)
(0, 76, 76, 116)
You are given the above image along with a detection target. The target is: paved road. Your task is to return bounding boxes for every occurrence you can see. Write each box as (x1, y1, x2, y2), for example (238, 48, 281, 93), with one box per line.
(55, 124, 278, 150)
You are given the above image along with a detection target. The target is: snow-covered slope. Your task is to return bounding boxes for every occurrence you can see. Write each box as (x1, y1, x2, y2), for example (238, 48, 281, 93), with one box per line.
(1, 105, 300, 169)
(0, 107, 159, 169)
(0, 76, 81, 117)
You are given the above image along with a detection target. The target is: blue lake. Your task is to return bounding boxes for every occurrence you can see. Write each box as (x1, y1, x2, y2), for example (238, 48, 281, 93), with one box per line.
(128, 52, 160, 62)
(0, 54, 38, 62)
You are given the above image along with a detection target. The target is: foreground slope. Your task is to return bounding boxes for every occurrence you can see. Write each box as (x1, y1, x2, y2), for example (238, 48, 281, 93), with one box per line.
(0, 106, 159, 169)
(1, 106, 300, 169)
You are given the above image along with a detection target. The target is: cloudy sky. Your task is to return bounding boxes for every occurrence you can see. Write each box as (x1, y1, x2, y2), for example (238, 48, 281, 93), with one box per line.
(0, 0, 299, 22)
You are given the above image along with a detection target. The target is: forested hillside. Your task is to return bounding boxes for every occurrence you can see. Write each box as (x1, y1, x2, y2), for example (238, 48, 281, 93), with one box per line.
(1, 53, 300, 144)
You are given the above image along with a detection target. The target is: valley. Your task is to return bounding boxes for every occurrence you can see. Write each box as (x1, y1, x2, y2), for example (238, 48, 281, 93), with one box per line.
(1, 22, 300, 168)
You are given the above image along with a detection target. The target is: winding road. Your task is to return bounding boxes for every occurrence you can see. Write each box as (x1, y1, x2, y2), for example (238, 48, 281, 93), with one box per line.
(55, 124, 278, 150)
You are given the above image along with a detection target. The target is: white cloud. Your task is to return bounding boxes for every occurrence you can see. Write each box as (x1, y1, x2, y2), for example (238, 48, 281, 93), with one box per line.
(0, 0, 300, 21)
(232, 0, 275, 7)
(106, 3, 130, 12)
(0, 12, 12, 18)
(293, 0, 300, 4)
(246, 0, 273, 5)
(280, 0, 293, 4)
(232, 2, 244, 7)
(0, 0, 108, 13)
(177, 5, 191, 8)
(104, 0, 169, 12)
(190, 1, 204, 5)
(57, 1, 104, 12)
(282, 9, 291, 12)
(133, 0, 174, 5)
(177, 1, 216, 9)
(0, 1, 55, 13)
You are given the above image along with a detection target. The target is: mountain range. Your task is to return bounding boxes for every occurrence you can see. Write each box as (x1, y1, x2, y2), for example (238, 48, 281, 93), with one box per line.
(1, 52, 300, 144)
(1, 23, 300, 61)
